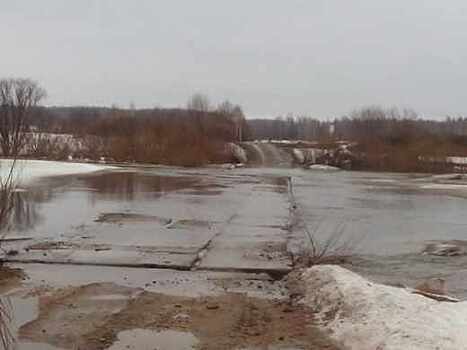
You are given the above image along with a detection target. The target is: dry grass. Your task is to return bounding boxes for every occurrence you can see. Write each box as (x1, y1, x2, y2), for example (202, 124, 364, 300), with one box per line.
(290, 182, 362, 266)
(0, 298, 13, 350)
(0, 159, 18, 349)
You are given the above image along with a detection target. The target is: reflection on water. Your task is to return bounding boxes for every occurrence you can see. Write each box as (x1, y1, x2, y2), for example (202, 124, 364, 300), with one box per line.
(0, 294, 197, 350)
(6, 170, 203, 234)
(79, 172, 199, 201)
(0, 295, 38, 350)
(0, 295, 65, 350)
(9, 192, 42, 233)
(292, 170, 467, 298)
(293, 171, 467, 256)
(7, 166, 467, 298)
(0, 297, 13, 350)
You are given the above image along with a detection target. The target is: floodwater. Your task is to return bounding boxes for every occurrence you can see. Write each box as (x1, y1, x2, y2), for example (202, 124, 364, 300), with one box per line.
(289, 169, 467, 296)
(211, 167, 467, 297)
(3, 162, 467, 347)
(292, 170, 467, 256)
(6, 166, 467, 284)
(7, 169, 207, 238)
(0, 293, 66, 350)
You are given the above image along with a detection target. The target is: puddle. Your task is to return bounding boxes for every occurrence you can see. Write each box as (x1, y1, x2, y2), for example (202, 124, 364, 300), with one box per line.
(106, 329, 198, 350)
(9, 296, 38, 328)
(0, 295, 65, 349)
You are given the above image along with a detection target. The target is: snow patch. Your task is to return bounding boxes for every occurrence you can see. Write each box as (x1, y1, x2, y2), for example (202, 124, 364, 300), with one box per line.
(292, 149, 305, 164)
(301, 265, 467, 350)
(368, 179, 396, 183)
(308, 164, 340, 171)
(0, 159, 111, 185)
(421, 183, 467, 190)
(229, 143, 248, 164)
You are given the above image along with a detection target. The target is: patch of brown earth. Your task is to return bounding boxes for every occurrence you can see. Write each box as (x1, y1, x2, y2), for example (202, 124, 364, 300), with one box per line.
(0, 266, 25, 292)
(28, 241, 79, 250)
(95, 213, 213, 230)
(165, 219, 213, 230)
(19, 283, 341, 350)
(95, 213, 170, 225)
(183, 189, 224, 196)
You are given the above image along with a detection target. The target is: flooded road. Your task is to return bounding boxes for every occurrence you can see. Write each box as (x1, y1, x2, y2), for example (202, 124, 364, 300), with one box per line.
(4, 165, 292, 275)
(1, 161, 467, 348)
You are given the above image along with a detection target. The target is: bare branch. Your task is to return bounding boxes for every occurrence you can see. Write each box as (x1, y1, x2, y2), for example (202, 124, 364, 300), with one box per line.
(0, 79, 46, 157)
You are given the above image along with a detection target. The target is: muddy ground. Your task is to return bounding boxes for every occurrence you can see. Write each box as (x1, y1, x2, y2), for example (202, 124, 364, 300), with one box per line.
(0, 267, 24, 292)
(0, 164, 345, 349)
(16, 280, 340, 350)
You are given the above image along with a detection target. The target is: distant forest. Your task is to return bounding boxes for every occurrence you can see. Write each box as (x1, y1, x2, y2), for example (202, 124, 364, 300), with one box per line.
(249, 109, 467, 141)
(30, 104, 250, 166)
(29, 104, 467, 170)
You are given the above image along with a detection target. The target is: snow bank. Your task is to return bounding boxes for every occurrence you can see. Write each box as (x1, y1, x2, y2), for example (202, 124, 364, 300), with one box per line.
(0, 159, 110, 185)
(292, 148, 305, 164)
(421, 183, 467, 190)
(308, 164, 340, 171)
(229, 143, 248, 164)
(302, 265, 467, 350)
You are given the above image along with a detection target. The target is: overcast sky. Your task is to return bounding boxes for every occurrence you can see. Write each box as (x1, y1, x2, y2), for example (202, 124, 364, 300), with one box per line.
(2, 1, 467, 118)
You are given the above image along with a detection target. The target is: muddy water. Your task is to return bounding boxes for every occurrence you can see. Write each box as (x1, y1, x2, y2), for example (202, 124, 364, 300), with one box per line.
(289, 169, 467, 298)
(215, 167, 467, 297)
(7, 169, 206, 237)
(6, 165, 467, 297)
(0, 294, 66, 350)
(3, 164, 467, 348)
(14, 165, 467, 254)
(291, 171, 467, 256)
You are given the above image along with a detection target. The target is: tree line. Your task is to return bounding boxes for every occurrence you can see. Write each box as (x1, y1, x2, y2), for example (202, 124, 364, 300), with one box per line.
(26, 93, 250, 166)
(3, 77, 467, 171)
(248, 106, 467, 171)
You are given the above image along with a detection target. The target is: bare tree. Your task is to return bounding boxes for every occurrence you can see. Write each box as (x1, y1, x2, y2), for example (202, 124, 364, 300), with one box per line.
(0, 79, 47, 157)
(0, 78, 44, 350)
(217, 100, 246, 141)
(187, 93, 210, 112)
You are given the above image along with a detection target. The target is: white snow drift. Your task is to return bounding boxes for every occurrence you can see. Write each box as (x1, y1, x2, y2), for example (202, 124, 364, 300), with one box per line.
(0, 159, 110, 185)
(302, 265, 467, 350)
(308, 164, 340, 171)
